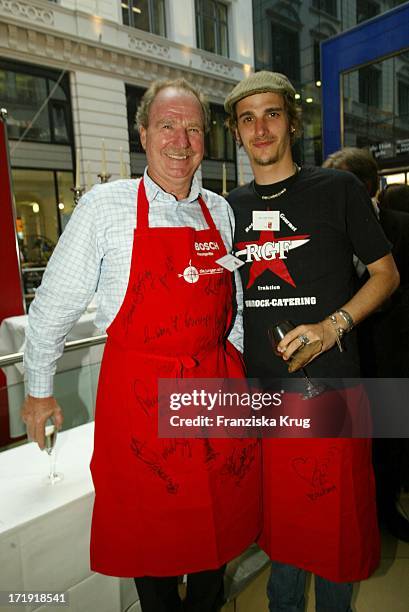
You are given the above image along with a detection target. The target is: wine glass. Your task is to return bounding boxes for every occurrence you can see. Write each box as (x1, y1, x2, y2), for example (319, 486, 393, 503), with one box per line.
(268, 320, 324, 399)
(43, 420, 64, 485)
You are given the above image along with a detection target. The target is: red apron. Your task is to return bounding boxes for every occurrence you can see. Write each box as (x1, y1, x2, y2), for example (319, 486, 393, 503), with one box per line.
(90, 180, 261, 577)
(259, 387, 380, 582)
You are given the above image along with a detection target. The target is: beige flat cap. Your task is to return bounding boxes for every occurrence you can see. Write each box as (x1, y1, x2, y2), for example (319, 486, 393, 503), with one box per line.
(224, 71, 296, 115)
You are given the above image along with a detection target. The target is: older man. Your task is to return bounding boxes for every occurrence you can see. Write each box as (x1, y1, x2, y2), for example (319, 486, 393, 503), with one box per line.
(21, 79, 260, 612)
(224, 71, 399, 611)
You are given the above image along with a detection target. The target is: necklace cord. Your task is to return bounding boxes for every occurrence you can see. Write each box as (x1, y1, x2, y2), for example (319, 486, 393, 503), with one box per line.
(252, 163, 300, 200)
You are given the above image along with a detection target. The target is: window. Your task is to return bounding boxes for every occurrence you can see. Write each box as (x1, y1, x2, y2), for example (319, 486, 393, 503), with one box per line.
(271, 24, 300, 83)
(0, 61, 72, 144)
(121, 0, 166, 36)
(312, 0, 337, 17)
(125, 84, 146, 153)
(356, 0, 380, 24)
(398, 81, 409, 118)
(205, 104, 235, 161)
(359, 65, 382, 107)
(196, 0, 229, 57)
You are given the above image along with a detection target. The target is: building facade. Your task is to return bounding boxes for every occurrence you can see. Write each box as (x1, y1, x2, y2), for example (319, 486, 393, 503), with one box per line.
(0, 0, 254, 310)
(253, 0, 409, 176)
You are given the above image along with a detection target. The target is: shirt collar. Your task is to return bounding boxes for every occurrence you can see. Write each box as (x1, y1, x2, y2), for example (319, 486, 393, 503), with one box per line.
(143, 167, 203, 203)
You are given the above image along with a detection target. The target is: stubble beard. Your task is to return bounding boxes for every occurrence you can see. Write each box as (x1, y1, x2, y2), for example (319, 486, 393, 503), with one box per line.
(249, 137, 291, 168)
(253, 154, 279, 167)
(248, 139, 281, 167)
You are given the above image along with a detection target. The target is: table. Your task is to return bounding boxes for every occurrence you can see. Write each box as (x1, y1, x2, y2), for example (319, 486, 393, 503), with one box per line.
(0, 422, 141, 612)
(0, 306, 105, 438)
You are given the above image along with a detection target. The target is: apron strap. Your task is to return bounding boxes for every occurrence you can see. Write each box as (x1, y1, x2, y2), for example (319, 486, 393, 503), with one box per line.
(136, 179, 218, 232)
(136, 178, 150, 230)
(197, 195, 217, 231)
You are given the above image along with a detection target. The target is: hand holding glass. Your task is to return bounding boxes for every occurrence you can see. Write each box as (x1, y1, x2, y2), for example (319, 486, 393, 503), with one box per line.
(268, 320, 324, 399)
(44, 420, 63, 484)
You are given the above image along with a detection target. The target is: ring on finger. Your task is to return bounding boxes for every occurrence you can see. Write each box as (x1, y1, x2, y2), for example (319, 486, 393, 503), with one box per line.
(298, 334, 309, 347)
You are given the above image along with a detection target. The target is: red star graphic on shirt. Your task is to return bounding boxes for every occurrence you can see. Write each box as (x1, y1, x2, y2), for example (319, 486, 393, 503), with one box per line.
(235, 230, 310, 288)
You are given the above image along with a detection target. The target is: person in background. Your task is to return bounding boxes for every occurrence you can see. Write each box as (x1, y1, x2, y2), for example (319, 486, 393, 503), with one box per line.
(378, 183, 409, 215)
(323, 146, 409, 543)
(21, 78, 261, 612)
(323, 149, 409, 296)
(224, 70, 399, 612)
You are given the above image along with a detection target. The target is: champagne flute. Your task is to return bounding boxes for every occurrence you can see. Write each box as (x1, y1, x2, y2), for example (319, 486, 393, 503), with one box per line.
(44, 420, 64, 485)
(268, 320, 324, 399)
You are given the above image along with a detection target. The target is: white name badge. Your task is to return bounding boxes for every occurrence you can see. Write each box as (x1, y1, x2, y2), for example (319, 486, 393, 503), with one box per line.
(252, 210, 280, 231)
(216, 254, 245, 272)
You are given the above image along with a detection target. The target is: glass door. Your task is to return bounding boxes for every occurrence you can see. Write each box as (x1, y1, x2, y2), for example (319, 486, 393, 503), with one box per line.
(12, 168, 74, 308)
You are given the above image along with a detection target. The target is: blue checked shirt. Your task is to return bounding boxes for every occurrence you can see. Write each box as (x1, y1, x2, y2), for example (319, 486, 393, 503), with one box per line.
(24, 170, 243, 397)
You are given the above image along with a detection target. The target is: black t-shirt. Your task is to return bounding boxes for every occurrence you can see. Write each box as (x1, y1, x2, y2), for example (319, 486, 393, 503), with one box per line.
(228, 166, 391, 378)
(379, 207, 409, 288)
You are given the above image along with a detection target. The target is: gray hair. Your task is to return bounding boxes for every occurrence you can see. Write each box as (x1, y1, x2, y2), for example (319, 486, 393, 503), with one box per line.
(136, 78, 210, 133)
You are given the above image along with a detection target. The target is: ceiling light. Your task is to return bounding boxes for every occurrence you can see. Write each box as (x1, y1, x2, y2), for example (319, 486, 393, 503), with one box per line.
(58, 202, 65, 210)
(295, 93, 301, 100)
(316, 80, 322, 87)
(132, 6, 142, 13)
(32, 203, 40, 213)
(243, 64, 252, 77)
(305, 97, 313, 104)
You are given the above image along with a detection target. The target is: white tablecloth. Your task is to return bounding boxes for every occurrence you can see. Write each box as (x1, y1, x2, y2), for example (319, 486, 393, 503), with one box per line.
(0, 422, 268, 611)
(0, 309, 105, 437)
(0, 423, 140, 612)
